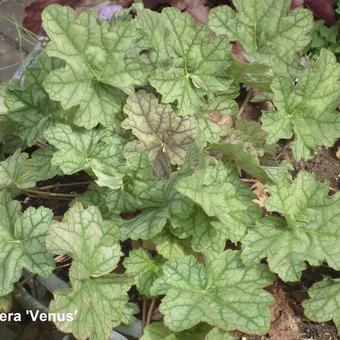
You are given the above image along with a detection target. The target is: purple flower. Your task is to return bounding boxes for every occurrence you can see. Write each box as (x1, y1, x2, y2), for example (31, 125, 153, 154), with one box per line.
(99, 3, 123, 20)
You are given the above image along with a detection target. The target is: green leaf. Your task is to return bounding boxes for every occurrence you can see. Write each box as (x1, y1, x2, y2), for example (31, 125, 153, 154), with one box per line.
(206, 327, 235, 340)
(5, 55, 67, 146)
(151, 250, 274, 334)
(152, 228, 193, 260)
(242, 171, 340, 282)
(119, 208, 169, 241)
(137, 7, 234, 115)
(123, 248, 163, 297)
(106, 150, 160, 213)
(209, 0, 313, 74)
(0, 150, 40, 190)
(44, 123, 125, 188)
(261, 49, 340, 160)
(122, 91, 197, 177)
(42, 5, 147, 129)
(118, 162, 195, 240)
(49, 275, 133, 340)
(74, 184, 116, 219)
(196, 96, 238, 145)
(176, 161, 261, 242)
(27, 147, 61, 181)
(46, 203, 132, 340)
(0, 191, 54, 295)
(229, 60, 273, 92)
(46, 203, 122, 279)
(209, 142, 268, 183)
(141, 322, 211, 340)
(179, 207, 225, 254)
(302, 277, 340, 331)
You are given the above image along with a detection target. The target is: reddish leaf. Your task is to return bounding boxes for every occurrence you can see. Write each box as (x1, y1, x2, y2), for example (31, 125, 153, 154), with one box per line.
(290, 0, 304, 9)
(170, 0, 209, 23)
(23, 0, 77, 34)
(23, 0, 125, 35)
(231, 42, 249, 63)
(291, 0, 336, 26)
(305, 0, 336, 26)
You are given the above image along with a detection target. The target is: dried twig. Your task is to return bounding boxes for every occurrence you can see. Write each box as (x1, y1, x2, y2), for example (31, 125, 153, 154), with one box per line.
(24, 188, 78, 198)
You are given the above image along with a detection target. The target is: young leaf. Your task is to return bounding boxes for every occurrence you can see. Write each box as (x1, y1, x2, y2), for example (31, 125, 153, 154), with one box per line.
(262, 49, 340, 160)
(46, 203, 132, 340)
(122, 91, 197, 177)
(123, 248, 163, 297)
(106, 150, 160, 214)
(5, 55, 67, 146)
(151, 250, 274, 334)
(178, 207, 225, 253)
(42, 5, 147, 129)
(210, 143, 268, 182)
(152, 228, 193, 260)
(44, 123, 125, 188)
(209, 0, 313, 74)
(242, 171, 340, 282)
(137, 7, 235, 115)
(302, 277, 340, 331)
(118, 156, 196, 240)
(176, 161, 261, 242)
(0, 191, 54, 296)
(209, 119, 274, 183)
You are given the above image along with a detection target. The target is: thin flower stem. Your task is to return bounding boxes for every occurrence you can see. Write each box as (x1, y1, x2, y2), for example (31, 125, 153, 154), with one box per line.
(142, 298, 147, 327)
(19, 273, 36, 286)
(237, 88, 253, 118)
(0, 62, 22, 71)
(145, 299, 156, 326)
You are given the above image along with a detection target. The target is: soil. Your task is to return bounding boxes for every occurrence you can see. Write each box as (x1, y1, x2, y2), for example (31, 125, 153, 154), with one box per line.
(294, 144, 340, 190)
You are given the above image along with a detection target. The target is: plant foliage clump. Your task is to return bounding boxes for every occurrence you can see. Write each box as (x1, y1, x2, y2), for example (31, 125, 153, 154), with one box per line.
(0, 1, 340, 339)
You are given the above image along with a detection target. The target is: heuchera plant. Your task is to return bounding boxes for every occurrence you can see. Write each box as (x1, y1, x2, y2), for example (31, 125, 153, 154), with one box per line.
(0, 0, 340, 339)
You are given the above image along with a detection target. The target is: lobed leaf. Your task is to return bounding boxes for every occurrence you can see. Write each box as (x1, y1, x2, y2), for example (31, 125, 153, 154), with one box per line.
(151, 250, 274, 334)
(242, 171, 340, 281)
(0, 191, 54, 296)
